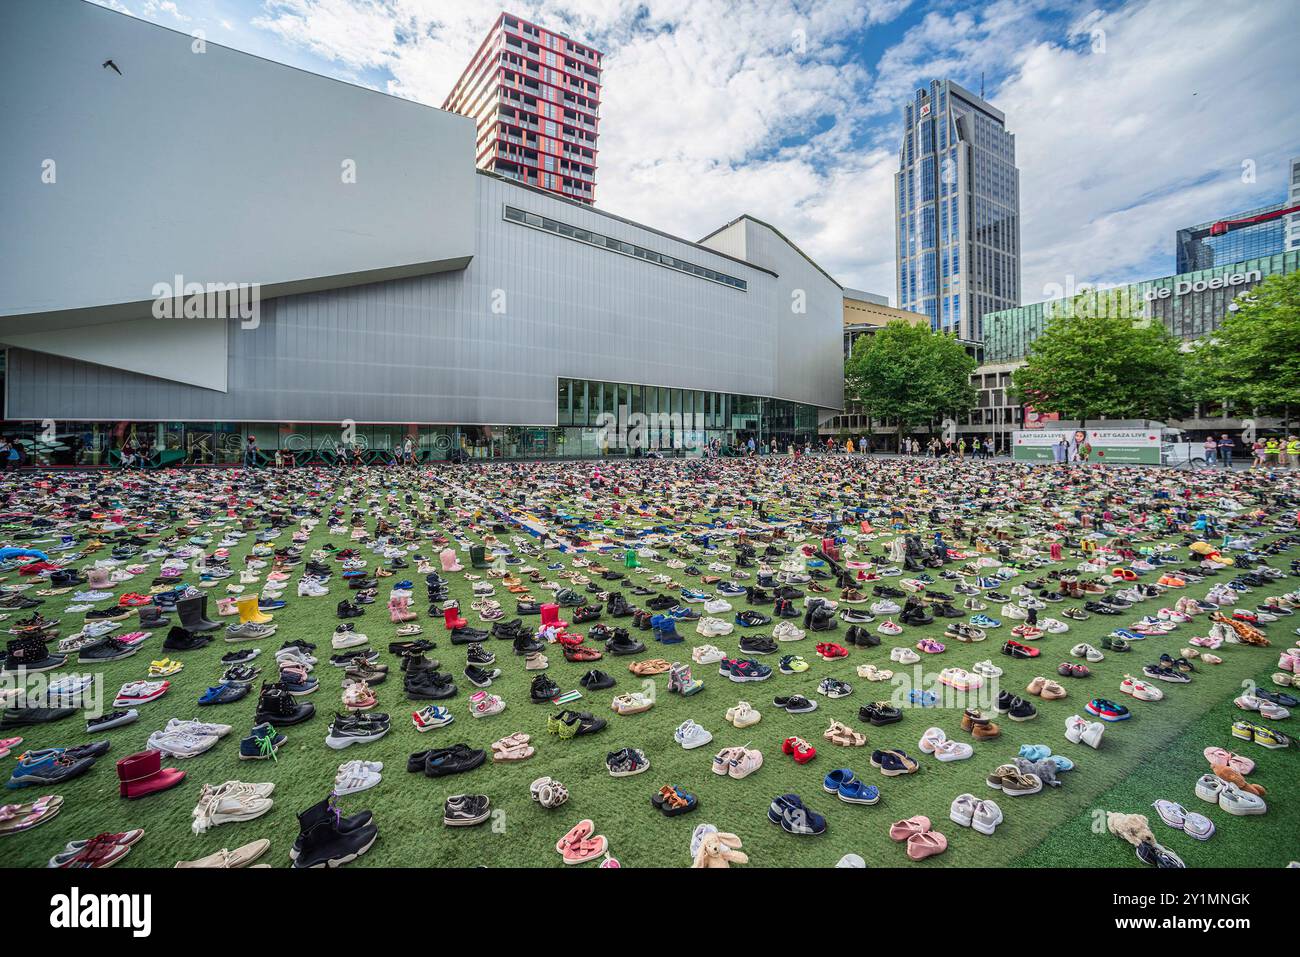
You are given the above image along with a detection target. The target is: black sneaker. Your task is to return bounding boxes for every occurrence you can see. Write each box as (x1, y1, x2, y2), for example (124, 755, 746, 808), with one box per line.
(85, 608, 130, 622)
(580, 669, 615, 690)
(330, 650, 378, 667)
(421, 744, 487, 777)
(450, 626, 488, 645)
(463, 664, 501, 688)
(1008, 697, 1038, 721)
(404, 671, 457, 700)
(289, 805, 373, 862)
(859, 701, 902, 725)
(77, 636, 138, 662)
(85, 709, 138, 732)
(736, 610, 771, 628)
(604, 629, 646, 656)
(221, 648, 260, 665)
(739, 634, 777, 655)
(290, 798, 378, 869)
(443, 794, 491, 826)
(530, 674, 560, 703)
(513, 633, 544, 656)
(466, 643, 495, 666)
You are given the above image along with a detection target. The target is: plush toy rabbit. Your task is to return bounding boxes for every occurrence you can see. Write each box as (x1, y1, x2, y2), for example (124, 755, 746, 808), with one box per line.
(692, 831, 749, 868)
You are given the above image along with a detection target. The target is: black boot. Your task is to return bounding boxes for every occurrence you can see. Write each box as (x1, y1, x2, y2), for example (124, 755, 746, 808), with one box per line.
(291, 797, 378, 868)
(138, 605, 169, 628)
(177, 596, 219, 633)
(513, 632, 544, 656)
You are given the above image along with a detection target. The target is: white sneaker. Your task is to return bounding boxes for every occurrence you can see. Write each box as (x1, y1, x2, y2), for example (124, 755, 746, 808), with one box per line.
(147, 729, 219, 759)
(191, 783, 274, 835)
(878, 619, 903, 636)
(333, 765, 382, 796)
(971, 660, 1003, 678)
(674, 719, 713, 750)
(692, 644, 725, 665)
(890, 646, 919, 664)
(870, 600, 900, 615)
(773, 621, 805, 642)
(166, 717, 233, 738)
(298, 579, 329, 598)
(332, 631, 369, 650)
(695, 617, 733, 638)
(702, 599, 732, 615)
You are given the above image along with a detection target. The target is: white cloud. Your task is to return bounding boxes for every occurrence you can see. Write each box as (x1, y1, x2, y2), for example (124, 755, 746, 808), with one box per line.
(143, 0, 190, 22)
(243, 0, 1298, 307)
(89, 0, 135, 15)
(995, 0, 1298, 300)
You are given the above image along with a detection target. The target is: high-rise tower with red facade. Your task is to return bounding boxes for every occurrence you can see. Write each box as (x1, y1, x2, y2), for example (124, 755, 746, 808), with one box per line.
(443, 12, 601, 205)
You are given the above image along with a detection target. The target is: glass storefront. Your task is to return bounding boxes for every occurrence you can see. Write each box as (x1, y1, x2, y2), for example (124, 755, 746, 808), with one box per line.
(0, 381, 822, 467)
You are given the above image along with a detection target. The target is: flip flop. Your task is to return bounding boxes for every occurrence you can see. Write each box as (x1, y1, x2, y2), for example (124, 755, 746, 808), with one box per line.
(0, 794, 63, 836)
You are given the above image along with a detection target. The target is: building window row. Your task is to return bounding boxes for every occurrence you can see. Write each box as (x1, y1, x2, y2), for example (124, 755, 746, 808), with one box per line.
(503, 206, 748, 290)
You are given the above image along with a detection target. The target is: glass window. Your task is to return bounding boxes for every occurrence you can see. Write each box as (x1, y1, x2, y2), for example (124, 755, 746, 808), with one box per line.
(573, 380, 588, 425)
(557, 379, 572, 425)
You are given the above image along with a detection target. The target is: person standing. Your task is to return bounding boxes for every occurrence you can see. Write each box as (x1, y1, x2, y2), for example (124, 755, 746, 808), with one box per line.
(1217, 433, 1234, 469)
(1202, 434, 1217, 466)
(243, 434, 259, 469)
(1287, 435, 1300, 469)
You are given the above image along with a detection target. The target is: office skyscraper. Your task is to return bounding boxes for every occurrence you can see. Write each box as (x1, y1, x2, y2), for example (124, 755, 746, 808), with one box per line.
(895, 79, 1020, 341)
(443, 12, 601, 205)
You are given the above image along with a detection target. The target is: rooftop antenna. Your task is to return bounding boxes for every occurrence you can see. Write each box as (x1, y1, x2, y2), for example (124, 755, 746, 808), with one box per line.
(980, 71, 985, 98)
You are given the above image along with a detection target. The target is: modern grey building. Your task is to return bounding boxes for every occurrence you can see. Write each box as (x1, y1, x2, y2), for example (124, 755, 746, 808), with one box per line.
(895, 79, 1021, 341)
(0, 0, 843, 466)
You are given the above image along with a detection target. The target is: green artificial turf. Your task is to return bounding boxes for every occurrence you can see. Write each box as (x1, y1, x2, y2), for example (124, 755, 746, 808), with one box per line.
(1, 479, 1297, 869)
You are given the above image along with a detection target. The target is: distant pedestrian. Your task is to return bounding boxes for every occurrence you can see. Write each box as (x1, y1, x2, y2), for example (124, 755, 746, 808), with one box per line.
(1217, 434, 1234, 468)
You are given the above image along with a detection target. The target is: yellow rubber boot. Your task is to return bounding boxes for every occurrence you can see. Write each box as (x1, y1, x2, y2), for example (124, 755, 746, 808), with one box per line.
(237, 594, 272, 624)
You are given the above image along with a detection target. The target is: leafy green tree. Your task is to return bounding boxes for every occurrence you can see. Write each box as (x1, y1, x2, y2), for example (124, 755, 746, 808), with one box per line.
(1187, 271, 1300, 426)
(844, 320, 977, 450)
(1010, 290, 1188, 424)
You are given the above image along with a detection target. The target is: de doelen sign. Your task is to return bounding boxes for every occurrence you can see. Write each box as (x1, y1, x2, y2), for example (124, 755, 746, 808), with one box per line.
(1143, 269, 1261, 302)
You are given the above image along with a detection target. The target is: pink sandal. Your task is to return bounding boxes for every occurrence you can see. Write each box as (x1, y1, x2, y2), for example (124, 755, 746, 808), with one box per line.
(555, 819, 593, 855)
(562, 833, 608, 864)
(0, 737, 22, 760)
(1203, 746, 1255, 776)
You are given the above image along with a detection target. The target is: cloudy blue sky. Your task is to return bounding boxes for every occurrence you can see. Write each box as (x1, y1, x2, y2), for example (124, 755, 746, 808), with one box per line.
(94, 0, 1298, 306)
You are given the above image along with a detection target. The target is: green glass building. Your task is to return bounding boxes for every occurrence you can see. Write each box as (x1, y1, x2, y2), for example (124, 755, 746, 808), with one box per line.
(984, 251, 1300, 363)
